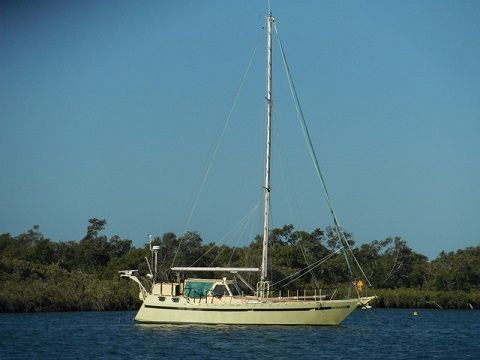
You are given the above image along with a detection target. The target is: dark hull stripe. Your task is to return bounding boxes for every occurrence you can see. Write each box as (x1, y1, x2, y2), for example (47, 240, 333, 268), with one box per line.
(144, 305, 341, 312)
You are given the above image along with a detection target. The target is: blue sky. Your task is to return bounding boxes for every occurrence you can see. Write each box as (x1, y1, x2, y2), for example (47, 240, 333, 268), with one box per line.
(1, 1, 479, 259)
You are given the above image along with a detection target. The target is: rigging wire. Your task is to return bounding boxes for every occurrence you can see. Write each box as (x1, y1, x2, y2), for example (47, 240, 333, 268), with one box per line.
(171, 30, 262, 268)
(380, 245, 401, 286)
(246, 201, 263, 284)
(298, 236, 321, 288)
(271, 107, 320, 288)
(274, 24, 373, 287)
(227, 214, 253, 266)
(208, 205, 258, 267)
(272, 247, 344, 288)
(188, 203, 260, 267)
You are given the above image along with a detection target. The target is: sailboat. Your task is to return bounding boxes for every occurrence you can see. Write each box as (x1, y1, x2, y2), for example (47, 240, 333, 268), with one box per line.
(120, 11, 375, 325)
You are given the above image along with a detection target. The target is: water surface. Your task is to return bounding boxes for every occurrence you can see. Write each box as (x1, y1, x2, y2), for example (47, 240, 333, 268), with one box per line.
(1, 309, 478, 359)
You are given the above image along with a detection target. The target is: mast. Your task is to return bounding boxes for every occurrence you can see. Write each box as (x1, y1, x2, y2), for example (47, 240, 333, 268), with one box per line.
(260, 13, 274, 288)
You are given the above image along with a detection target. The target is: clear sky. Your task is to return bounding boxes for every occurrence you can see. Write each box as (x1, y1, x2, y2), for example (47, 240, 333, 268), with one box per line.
(1, 1, 479, 259)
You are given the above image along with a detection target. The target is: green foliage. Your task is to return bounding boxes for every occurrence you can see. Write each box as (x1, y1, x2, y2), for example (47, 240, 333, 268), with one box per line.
(0, 220, 140, 312)
(0, 220, 479, 312)
(0, 257, 140, 312)
(428, 247, 480, 291)
(372, 288, 480, 309)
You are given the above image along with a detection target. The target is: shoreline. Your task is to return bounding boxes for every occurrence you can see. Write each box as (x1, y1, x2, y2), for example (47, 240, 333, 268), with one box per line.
(1, 288, 478, 313)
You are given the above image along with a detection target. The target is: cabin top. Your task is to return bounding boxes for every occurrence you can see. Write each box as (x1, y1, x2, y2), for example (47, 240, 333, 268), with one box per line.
(152, 278, 242, 298)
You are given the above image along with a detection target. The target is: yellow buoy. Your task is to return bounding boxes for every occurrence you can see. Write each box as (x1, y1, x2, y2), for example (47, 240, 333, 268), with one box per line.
(413, 310, 418, 316)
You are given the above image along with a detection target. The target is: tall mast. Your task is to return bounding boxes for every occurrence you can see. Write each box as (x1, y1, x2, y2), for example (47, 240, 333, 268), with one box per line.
(260, 14, 274, 285)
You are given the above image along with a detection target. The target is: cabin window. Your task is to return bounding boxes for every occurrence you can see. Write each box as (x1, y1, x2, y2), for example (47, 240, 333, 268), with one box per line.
(211, 285, 229, 297)
(230, 283, 241, 296)
(158, 296, 166, 301)
(184, 280, 214, 299)
(171, 297, 179, 303)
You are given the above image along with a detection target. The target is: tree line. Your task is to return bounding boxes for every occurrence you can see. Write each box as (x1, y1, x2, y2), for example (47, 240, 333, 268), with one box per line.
(0, 219, 479, 312)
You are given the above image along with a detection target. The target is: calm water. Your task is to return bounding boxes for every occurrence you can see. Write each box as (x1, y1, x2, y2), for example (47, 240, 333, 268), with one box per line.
(0, 309, 479, 359)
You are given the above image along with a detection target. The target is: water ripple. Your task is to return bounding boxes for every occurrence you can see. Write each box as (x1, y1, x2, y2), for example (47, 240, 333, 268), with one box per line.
(0, 309, 479, 359)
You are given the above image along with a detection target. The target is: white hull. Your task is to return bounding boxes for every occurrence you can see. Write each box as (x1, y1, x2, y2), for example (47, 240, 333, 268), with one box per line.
(135, 295, 358, 326)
